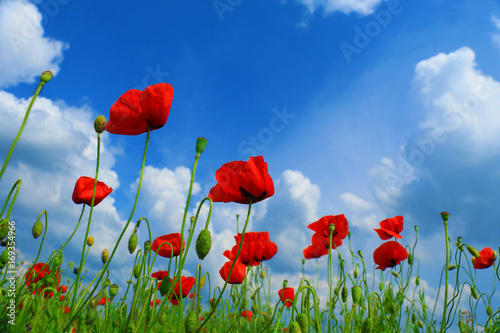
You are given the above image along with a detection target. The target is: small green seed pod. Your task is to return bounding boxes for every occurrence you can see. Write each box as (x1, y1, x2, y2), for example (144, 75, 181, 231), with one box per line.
(418, 320, 424, 328)
(94, 115, 107, 134)
(448, 265, 457, 271)
(128, 233, 138, 254)
(87, 236, 94, 246)
(415, 276, 420, 286)
(133, 264, 141, 279)
(408, 253, 413, 265)
(40, 71, 53, 83)
(288, 321, 301, 333)
(196, 137, 208, 155)
(0, 218, 9, 239)
(102, 249, 109, 264)
(466, 245, 481, 258)
(486, 305, 493, 316)
(351, 286, 362, 304)
(0, 250, 9, 265)
(109, 284, 119, 298)
(160, 277, 171, 297)
(471, 285, 478, 299)
(379, 282, 384, 291)
(144, 240, 151, 252)
(260, 269, 266, 279)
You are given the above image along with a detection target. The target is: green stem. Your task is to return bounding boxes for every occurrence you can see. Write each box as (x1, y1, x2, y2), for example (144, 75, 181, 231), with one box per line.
(440, 219, 450, 333)
(0, 79, 46, 183)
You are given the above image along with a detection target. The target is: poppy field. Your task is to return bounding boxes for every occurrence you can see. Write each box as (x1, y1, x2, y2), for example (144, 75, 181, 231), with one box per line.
(1, 73, 500, 333)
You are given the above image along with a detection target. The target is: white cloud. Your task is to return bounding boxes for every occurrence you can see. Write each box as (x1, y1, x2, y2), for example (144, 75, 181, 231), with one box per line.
(298, 0, 384, 16)
(0, 0, 67, 88)
(491, 14, 500, 49)
(339, 192, 379, 230)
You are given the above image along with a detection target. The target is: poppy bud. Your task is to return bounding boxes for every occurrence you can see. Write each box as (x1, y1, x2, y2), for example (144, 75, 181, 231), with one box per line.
(296, 313, 308, 333)
(102, 249, 109, 264)
(159, 312, 167, 325)
(415, 276, 420, 286)
(0, 218, 9, 239)
(408, 253, 413, 265)
(144, 240, 151, 252)
(283, 279, 288, 288)
(199, 274, 206, 290)
(53, 252, 63, 267)
(109, 284, 119, 298)
(160, 277, 171, 297)
(196, 137, 208, 155)
(418, 321, 424, 328)
(361, 317, 373, 333)
(334, 286, 340, 296)
(210, 297, 217, 310)
(133, 264, 141, 279)
(351, 286, 362, 304)
(195, 229, 211, 260)
(486, 305, 493, 316)
(471, 285, 478, 299)
(302, 258, 306, 265)
(391, 271, 399, 278)
(85, 308, 98, 325)
(493, 251, 498, 261)
(0, 250, 9, 265)
(341, 286, 348, 303)
(185, 311, 197, 333)
(94, 115, 107, 134)
(40, 71, 53, 84)
(43, 276, 55, 288)
(128, 233, 138, 254)
(32, 220, 43, 239)
(353, 268, 359, 279)
(466, 245, 480, 258)
(448, 265, 457, 271)
(340, 259, 345, 269)
(87, 236, 94, 247)
(260, 269, 266, 279)
(379, 282, 384, 291)
(440, 211, 449, 222)
(288, 321, 301, 333)
(358, 250, 363, 259)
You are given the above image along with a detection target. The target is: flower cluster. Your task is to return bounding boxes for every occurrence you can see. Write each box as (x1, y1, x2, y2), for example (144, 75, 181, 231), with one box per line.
(373, 216, 408, 271)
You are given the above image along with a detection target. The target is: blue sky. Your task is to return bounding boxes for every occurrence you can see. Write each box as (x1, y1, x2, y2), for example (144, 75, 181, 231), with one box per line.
(1, 0, 500, 326)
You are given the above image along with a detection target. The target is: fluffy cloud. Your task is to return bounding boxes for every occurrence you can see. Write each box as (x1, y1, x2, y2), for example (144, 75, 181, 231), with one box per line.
(491, 15, 500, 50)
(298, 0, 384, 16)
(339, 192, 379, 230)
(369, 47, 500, 243)
(0, 0, 67, 88)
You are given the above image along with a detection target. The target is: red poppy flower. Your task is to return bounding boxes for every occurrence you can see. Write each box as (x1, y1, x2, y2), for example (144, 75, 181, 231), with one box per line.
(278, 287, 295, 307)
(167, 276, 195, 305)
(151, 270, 169, 280)
(473, 247, 496, 269)
(219, 259, 247, 284)
(308, 215, 349, 250)
(24, 263, 61, 295)
(150, 299, 161, 307)
(374, 216, 404, 240)
(373, 241, 409, 271)
(72, 176, 113, 206)
(303, 244, 328, 259)
(152, 233, 185, 258)
(241, 310, 252, 321)
(97, 297, 109, 306)
(209, 156, 274, 204)
(106, 83, 174, 135)
(225, 232, 278, 266)
(57, 285, 68, 293)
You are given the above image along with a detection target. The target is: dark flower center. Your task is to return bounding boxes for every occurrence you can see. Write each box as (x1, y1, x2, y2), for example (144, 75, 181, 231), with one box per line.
(239, 187, 267, 201)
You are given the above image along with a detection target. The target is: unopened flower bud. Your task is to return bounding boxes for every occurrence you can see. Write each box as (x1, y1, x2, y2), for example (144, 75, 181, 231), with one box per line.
(391, 271, 399, 278)
(85, 308, 98, 325)
(471, 285, 478, 299)
(196, 229, 211, 260)
(102, 249, 109, 264)
(296, 313, 308, 333)
(32, 220, 43, 239)
(103, 279, 110, 288)
(185, 311, 197, 333)
(466, 245, 480, 258)
(109, 284, 119, 298)
(357, 250, 363, 259)
(40, 71, 53, 84)
(210, 297, 217, 310)
(361, 317, 373, 333)
(94, 115, 107, 134)
(288, 321, 301, 333)
(487, 305, 493, 316)
(1, 250, 9, 265)
(416, 276, 420, 286)
(128, 233, 138, 254)
(196, 137, 208, 155)
(407, 253, 413, 265)
(448, 265, 457, 271)
(260, 269, 266, 279)
(379, 282, 384, 291)
(53, 252, 63, 267)
(353, 268, 359, 279)
(87, 236, 94, 246)
(341, 286, 348, 303)
(0, 218, 9, 239)
(133, 264, 141, 279)
(283, 279, 288, 288)
(160, 277, 171, 297)
(493, 251, 498, 261)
